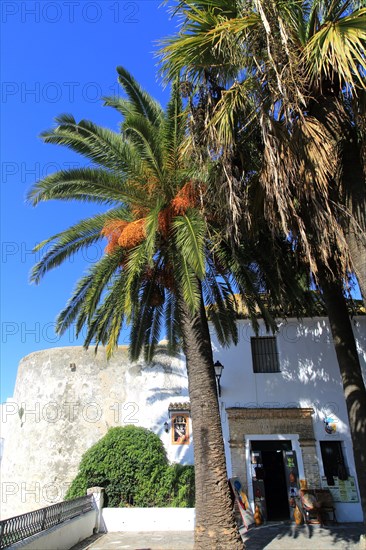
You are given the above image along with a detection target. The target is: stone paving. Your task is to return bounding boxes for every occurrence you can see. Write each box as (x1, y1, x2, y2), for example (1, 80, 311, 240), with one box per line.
(70, 523, 365, 550)
(242, 522, 365, 549)
(70, 531, 194, 550)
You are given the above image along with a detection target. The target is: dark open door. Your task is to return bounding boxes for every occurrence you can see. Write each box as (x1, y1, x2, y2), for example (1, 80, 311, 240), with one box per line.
(251, 441, 295, 521)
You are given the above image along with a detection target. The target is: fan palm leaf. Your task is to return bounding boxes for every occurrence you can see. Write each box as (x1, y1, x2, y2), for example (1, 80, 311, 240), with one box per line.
(304, 8, 366, 91)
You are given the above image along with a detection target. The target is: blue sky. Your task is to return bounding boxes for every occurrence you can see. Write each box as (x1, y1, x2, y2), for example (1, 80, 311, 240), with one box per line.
(0, 2, 363, 403)
(1, 1, 177, 402)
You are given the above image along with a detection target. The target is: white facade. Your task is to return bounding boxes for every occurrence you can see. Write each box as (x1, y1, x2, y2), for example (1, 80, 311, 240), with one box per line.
(213, 316, 366, 523)
(0, 315, 365, 523)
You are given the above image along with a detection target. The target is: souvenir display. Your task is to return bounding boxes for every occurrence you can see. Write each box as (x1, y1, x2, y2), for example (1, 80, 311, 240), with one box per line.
(254, 504, 263, 525)
(294, 505, 303, 525)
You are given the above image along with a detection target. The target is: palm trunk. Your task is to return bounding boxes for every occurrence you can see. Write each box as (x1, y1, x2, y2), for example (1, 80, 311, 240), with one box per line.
(310, 97, 366, 306)
(319, 268, 366, 529)
(346, 229, 366, 305)
(177, 288, 243, 549)
(341, 134, 366, 306)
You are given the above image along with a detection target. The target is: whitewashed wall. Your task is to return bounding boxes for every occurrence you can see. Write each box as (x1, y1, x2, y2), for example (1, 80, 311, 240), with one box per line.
(102, 507, 195, 532)
(211, 316, 366, 522)
(0, 346, 192, 519)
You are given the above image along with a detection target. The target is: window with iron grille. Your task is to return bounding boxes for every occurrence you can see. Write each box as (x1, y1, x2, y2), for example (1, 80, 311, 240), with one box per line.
(251, 336, 280, 373)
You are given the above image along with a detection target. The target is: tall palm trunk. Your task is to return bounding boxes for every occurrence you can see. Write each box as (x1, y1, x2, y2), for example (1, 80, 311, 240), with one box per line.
(178, 288, 243, 549)
(311, 97, 366, 306)
(319, 267, 366, 528)
(346, 230, 366, 305)
(341, 134, 366, 305)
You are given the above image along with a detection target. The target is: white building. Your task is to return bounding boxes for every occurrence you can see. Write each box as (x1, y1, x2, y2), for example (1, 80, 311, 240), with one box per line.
(214, 315, 365, 523)
(0, 314, 365, 522)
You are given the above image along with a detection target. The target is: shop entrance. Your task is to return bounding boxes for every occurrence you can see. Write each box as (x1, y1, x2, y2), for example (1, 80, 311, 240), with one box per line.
(251, 440, 295, 521)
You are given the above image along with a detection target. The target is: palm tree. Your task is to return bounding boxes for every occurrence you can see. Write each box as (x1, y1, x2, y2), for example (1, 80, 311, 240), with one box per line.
(160, 0, 366, 525)
(161, 0, 366, 298)
(29, 66, 320, 546)
(29, 67, 257, 548)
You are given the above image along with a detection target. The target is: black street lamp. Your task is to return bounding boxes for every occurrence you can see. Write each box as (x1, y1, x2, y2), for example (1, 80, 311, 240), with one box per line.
(214, 360, 224, 396)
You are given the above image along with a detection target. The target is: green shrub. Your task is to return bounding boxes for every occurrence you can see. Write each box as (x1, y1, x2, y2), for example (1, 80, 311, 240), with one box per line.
(156, 463, 195, 507)
(65, 426, 194, 507)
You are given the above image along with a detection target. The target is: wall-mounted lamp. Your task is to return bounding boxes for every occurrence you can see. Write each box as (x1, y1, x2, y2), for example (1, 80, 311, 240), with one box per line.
(164, 421, 169, 433)
(214, 360, 224, 397)
(70, 363, 76, 372)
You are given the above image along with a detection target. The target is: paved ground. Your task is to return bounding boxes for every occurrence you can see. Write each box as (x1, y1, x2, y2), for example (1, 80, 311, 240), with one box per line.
(70, 523, 365, 550)
(70, 531, 194, 550)
(242, 522, 365, 549)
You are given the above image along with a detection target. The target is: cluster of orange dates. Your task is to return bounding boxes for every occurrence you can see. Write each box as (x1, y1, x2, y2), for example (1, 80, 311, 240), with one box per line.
(102, 181, 198, 253)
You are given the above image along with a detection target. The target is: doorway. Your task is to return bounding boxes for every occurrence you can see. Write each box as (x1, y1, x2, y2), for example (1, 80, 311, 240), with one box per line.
(251, 440, 292, 521)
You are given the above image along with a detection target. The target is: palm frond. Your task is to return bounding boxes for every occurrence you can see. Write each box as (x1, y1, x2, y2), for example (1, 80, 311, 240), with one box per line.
(27, 168, 138, 206)
(41, 114, 138, 172)
(30, 208, 128, 283)
(116, 66, 164, 126)
(77, 250, 126, 335)
(83, 272, 127, 356)
(122, 113, 164, 180)
(129, 275, 161, 361)
(202, 265, 238, 346)
(56, 248, 124, 335)
(173, 211, 206, 279)
(162, 79, 187, 176)
(164, 290, 182, 355)
(123, 242, 149, 321)
(230, 253, 276, 334)
(159, 4, 258, 83)
(144, 301, 165, 362)
(56, 273, 95, 335)
(174, 254, 201, 314)
(304, 8, 366, 92)
(144, 200, 163, 266)
(102, 96, 139, 119)
(211, 79, 257, 146)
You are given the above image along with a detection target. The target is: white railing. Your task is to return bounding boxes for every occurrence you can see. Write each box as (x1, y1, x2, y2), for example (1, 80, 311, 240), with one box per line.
(0, 495, 94, 549)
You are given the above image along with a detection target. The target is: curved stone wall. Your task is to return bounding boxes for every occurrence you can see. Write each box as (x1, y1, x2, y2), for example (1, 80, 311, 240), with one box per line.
(0, 346, 191, 518)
